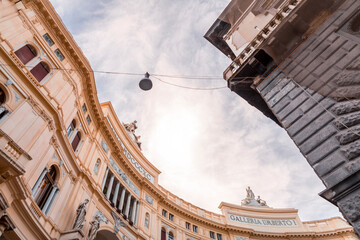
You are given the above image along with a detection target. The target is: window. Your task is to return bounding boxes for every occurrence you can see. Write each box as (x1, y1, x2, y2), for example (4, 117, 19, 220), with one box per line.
(0, 87, 9, 121)
(162, 209, 167, 217)
(185, 222, 190, 230)
(144, 213, 150, 228)
(14, 44, 37, 64)
(54, 48, 65, 61)
(93, 159, 100, 175)
(71, 131, 81, 151)
(30, 61, 50, 82)
(169, 213, 174, 221)
(193, 225, 198, 233)
(210, 231, 215, 239)
(86, 115, 91, 125)
(32, 165, 59, 215)
(161, 227, 166, 240)
(43, 33, 54, 46)
(67, 119, 76, 137)
(217, 233, 222, 240)
(168, 231, 174, 240)
(82, 104, 87, 113)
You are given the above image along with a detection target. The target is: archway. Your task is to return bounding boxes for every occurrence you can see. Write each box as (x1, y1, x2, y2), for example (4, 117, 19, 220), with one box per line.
(94, 230, 120, 240)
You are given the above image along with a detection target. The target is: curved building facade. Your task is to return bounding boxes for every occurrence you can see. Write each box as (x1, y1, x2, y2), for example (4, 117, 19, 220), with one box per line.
(0, 0, 357, 239)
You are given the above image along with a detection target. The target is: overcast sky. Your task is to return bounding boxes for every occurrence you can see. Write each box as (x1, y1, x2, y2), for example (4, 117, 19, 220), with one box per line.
(49, 0, 342, 221)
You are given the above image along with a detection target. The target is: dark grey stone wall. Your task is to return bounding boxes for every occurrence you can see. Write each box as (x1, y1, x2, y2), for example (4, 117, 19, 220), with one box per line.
(256, 0, 360, 235)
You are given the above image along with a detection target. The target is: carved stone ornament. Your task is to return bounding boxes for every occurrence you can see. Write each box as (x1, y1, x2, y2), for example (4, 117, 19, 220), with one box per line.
(124, 121, 137, 133)
(112, 211, 126, 234)
(72, 199, 89, 230)
(145, 194, 153, 205)
(87, 215, 100, 240)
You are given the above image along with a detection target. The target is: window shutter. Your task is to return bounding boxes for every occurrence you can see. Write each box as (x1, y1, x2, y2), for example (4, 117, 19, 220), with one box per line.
(15, 45, 37, 64)
(30, 62, 50, 82)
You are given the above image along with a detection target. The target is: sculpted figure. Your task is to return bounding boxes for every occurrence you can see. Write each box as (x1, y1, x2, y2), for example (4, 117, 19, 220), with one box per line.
(87, 215, 101, 240)
(72, 199, 89, 229)
(124, 120, 138, 133)
(246, 186, 255, 200)
(256, 196, 267, 206)
(134, 134, 142, 150)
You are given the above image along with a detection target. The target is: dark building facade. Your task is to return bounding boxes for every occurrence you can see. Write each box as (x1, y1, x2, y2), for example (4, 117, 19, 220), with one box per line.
(206, 0, 360, 236)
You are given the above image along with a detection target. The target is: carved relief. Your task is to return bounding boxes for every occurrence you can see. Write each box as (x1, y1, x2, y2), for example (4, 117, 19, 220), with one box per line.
(27, 96, 55, 130)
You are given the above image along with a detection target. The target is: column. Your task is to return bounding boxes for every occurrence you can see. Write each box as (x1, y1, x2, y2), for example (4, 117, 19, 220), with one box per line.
(134, 201, 139, 226)
(45, 188, 59, 216)
(131, 200, 137, 222)
(32, 168, 48, 196)
(112, 181, 120, 204)
(106, 174, 115, 199)
(101, 167, 109, 190)
(125, 194, 131, 217)
(118, 188, 126, 210)
(42, 186, 58, 213)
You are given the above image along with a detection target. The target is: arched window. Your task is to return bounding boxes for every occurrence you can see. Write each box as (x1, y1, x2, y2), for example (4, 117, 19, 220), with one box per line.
(144, 213, 150, 228)
(161, 227, 166, 240)
(93, 159, 100, 175)
(32, 165, 59, 215)
(71, 131, 81, 151)
(168, 231, 174, 240)
(30, 61, 50, 82)
(0, 87, 9, 120)
(14, 44, 37, 64)
(67, 119, 76, 137)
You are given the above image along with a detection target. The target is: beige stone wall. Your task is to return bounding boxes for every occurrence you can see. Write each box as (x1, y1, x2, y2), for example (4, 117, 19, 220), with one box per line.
(0, 0, 357, 240)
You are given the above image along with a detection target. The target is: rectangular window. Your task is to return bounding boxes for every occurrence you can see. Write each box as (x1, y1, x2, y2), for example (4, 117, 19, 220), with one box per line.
(43, 33, 54, 46)
(169, 213, 174, 221)
(185, 222, 190, 230)
(210, 231, 215, 239)
(162, 209, 167, 217)
(217, 233, 222, 240)
(82, 104, 87, 113)
(86, 115, 91, 125)
(193, 225, 198, 233)
(54, 48, 65, 61)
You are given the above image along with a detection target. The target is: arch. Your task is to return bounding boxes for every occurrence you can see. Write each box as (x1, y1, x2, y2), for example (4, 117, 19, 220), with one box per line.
(0, 86, 9, 120)
(161, 227, 166, 240)
(71, 131, 81, 151)
(32, 165, 59, 213)
(14, 44, 37, 64)
(94, 229, 120, 240)
(144, 212, 150, 228)
(168, 231, 174, 240)
(30, 61, 50, 82)
(67, 119, 76, 137)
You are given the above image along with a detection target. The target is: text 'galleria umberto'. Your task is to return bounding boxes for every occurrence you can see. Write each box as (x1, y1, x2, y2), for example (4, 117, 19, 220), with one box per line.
(0, 0, 359, 240)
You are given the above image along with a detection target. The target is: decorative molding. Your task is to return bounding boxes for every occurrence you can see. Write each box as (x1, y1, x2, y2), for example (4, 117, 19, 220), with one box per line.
(107, 117, 154, 183)
(109, 157, 140, 196)
(27, 96, 55, 131)
(111, 211, 126, 234)
(145, 194, 153, 205)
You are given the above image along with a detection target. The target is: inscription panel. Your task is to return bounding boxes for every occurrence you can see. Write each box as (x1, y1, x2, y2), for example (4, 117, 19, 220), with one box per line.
(228, 214, 298, 227)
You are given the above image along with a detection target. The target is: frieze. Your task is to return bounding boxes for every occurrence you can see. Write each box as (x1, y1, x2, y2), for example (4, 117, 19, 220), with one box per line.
(109, 157, 140, 196)
(106, 117, 154, 183)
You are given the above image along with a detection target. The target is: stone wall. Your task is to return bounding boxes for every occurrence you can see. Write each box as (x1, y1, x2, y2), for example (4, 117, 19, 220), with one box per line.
(255, 0, 360, 235)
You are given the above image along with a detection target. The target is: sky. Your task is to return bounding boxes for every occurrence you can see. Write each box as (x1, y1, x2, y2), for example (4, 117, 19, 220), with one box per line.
(49, 0, 342, 221)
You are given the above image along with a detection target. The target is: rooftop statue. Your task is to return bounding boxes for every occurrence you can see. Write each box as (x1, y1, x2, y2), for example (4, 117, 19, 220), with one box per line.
(241, 187, 268, 207)
(124, 121, 142, 150)
(124, 120, 138, 133)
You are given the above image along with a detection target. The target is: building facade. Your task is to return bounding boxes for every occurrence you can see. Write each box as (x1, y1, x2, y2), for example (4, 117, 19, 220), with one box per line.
(205, 0, 360, 237)
(0, 0, 357, 239)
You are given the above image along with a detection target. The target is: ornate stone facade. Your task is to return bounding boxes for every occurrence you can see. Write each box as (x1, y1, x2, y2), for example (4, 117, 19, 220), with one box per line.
(0, 0, 357, 240)
(206, 0, 360, 236)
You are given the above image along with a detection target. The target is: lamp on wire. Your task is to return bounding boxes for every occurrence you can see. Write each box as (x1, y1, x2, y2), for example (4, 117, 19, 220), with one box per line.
(139, 72, 152, 91)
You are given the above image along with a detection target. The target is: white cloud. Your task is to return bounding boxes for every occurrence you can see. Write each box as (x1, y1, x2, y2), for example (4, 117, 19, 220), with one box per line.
(50, 0, 341, 221)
